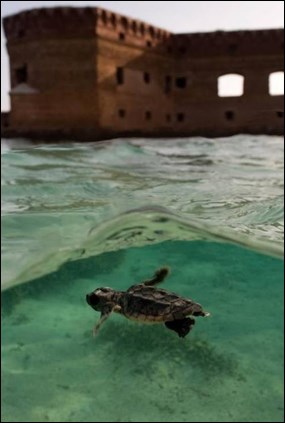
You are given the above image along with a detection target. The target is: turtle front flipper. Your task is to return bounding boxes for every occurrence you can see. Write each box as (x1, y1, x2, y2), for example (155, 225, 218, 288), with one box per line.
(165, 317, 195, 338)
(93, 305, 120, 336)
(142, 267, 170, 286)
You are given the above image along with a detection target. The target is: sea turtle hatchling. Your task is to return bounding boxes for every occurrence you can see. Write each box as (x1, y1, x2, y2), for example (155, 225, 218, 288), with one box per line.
(86, 267, 210, 338)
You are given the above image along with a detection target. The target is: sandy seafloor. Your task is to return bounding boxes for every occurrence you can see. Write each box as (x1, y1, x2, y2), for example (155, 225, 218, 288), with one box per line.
(1, 240, 284, 422)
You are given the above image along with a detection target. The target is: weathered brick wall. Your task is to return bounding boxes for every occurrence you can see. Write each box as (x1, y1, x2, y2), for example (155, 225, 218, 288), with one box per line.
(171, 30, 284, 136)
(4, 8, 99, 137)
(94, 8, 174, 137)
(2, 7, 284, 140)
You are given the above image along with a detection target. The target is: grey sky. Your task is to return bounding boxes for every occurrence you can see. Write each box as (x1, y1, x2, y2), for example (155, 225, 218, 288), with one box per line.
(1, 1, 284, 110)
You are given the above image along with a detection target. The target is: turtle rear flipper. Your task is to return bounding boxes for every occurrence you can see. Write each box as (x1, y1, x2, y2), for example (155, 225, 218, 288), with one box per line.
(142, 267, 170, 286)
(165, 317, 195, 338)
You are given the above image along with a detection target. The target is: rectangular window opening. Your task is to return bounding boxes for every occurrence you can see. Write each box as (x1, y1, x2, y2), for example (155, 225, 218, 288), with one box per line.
(143, 72, 150, 83)
(15, 65, 28, 84)
(18, 29, 25, 38)
(118, 109, 126, 118)
(228, 44, 238, 54)
(225, 110, 235, 121)
(145, 111, 152, 121)
(176, 77, 187, 89)
(177, 113, 185, 122)
(116, 67, 124, 85)
(118, 32, 125, 41)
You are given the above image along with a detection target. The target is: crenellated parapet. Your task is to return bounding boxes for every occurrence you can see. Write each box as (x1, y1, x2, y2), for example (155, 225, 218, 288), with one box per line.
(3, 7, 97, 42)
(4, 7, 282, 56)
(172, 29, 284, 57)
(95, 7, 171, 50)
(3, 6, 171, 49)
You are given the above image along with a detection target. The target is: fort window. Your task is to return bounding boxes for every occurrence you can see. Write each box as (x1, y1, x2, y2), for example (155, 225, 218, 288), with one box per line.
(179, 47, 187, 54)
(276, 110, 284, 118)
(118, 109, 126, 118)
(228, 44, 238, 54)
(269, 71, 284, 96)
(146, 41, 152, 48)
(177, 113, 185, 122)
(15, 65, 28, 85)
(145, 111, 152, 120)
(225, 111, 235, 121)
(165, 75, 172, 94)
(166, 114, 171, 122)
(116, 67, 124, 85)
(118, 32, 125, 41)
(18, 29, 25, 38)
(176, 77, 187, 89)
(143, 72, 150, 84)
(218, 74, 244, 97)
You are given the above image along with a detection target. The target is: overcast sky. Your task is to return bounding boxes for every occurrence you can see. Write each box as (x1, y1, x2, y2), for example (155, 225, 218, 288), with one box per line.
(1, 1, 284, 110)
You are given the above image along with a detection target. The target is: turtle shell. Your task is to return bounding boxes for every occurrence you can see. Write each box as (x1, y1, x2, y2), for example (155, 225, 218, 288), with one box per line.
(120, 284, 205, 323)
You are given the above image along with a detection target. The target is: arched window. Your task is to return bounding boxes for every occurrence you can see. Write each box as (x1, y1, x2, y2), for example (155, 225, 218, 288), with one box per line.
(269, 71, 284, 96)
(218, 73, 244, 97)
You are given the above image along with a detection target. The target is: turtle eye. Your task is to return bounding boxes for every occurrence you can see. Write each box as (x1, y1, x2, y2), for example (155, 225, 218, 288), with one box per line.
(100, 287, 111, 293)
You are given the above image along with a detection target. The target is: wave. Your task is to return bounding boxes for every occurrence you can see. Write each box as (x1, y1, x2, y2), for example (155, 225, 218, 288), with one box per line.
(1, 206, 283, 291)
(1, 135, 284, 290)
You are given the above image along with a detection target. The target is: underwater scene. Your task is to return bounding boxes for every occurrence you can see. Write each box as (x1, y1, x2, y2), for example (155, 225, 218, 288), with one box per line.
(1, 135, 284, 422)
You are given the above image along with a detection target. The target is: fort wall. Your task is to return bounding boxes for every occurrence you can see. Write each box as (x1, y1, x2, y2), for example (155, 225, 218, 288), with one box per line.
(2, 6, 284, 140)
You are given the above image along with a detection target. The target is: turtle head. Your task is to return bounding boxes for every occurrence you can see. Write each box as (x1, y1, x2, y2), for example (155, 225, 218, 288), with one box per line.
(191, 302, 211, 318)
(86, 287, 117, 311)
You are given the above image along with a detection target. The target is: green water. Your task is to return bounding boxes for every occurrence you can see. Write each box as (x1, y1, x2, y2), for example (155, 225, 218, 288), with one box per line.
(2, 241, 284, 422)
(2, 135, 284, 421)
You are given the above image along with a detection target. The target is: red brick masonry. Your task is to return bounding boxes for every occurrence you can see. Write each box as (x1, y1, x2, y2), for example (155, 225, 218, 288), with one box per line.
(1, 7, 284, 141)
